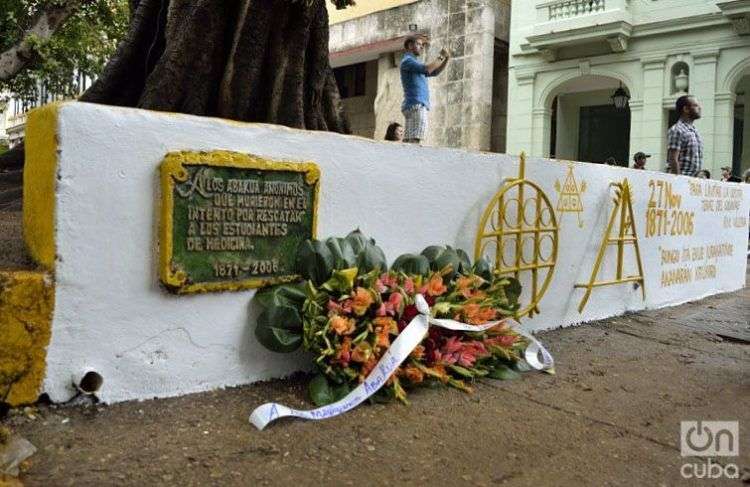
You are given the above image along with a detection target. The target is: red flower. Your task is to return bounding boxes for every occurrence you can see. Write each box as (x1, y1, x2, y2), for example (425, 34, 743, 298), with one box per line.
(457, 341, 488, 368)
(384, 292, 403, 316)
(374, 278, 387, 293)
(403, 278, 415, 295)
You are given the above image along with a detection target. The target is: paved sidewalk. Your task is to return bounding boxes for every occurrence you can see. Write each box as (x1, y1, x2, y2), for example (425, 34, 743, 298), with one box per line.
(3, 270, 749, 486)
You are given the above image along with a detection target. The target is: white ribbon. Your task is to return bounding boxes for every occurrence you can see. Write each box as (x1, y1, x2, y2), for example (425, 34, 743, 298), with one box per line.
(249, 294, 554, 430)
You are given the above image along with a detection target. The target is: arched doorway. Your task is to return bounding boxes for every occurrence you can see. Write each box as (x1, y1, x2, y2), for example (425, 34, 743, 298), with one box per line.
(546, 75, 632, 166)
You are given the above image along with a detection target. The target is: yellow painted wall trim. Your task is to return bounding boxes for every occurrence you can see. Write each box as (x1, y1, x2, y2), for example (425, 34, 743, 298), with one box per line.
(327, 0, 419, 24)
(0, 271, 55, 406)
(23, 103, 62, 271)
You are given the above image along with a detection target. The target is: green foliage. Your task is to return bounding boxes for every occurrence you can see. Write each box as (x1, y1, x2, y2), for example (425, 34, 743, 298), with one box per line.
(308, 374, 350, 407)
(0, 0, 130, 101)
(391, 253, 430, 276)
(486, 364, 521, 380)
(253, 283, 307, 353)
(295, 239, 334, 287)
(355, 241, 387, 273)
(420, 245, 471, 279)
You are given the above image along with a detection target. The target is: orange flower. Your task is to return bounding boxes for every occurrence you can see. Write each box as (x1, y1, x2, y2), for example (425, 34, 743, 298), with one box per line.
(351, 287, 374, 316)
(359, 356, 378, 382)
(373, 317, 397, 349)
(456, 276, 475, 298)
(403, 365, 424, 384)
(463, 303, 497, 325)
(335, 337, 352, 365)
(410, 345, 425, 360)
(330, 315, 355, 335)
(485, 334, 517, 348)
(425, 274, 447, 297)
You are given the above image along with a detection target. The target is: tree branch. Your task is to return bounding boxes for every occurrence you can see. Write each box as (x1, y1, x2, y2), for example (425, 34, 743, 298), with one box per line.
(0, 1, 83, 82)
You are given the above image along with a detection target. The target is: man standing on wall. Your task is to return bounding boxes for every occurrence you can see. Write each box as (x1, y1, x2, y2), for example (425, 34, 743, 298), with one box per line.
(400, 35, 450, 144)
(666, 95, 703, 177)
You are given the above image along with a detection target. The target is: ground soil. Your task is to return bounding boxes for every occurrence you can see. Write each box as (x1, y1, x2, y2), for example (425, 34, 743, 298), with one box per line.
(0, 211, 33, 271)
(2, 261, 749, 486)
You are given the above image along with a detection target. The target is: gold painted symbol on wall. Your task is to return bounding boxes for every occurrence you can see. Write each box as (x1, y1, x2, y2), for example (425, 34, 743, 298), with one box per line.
(554, 163, 587, 228)
(574, 178, 645, 313)
(474, 153, 559, 319)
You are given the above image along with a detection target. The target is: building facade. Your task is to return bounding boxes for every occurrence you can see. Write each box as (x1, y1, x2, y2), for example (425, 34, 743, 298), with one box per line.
(0, 72, 94, 149)
(507, 0, 750, 176)
(328, 0, 511, 152)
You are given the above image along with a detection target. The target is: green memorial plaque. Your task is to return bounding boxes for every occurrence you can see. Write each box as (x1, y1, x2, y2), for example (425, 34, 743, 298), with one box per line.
(159, 151, 320, 294)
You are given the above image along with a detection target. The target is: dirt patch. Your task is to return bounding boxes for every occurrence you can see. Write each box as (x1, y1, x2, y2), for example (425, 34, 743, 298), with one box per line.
(0, 212, 33, 271)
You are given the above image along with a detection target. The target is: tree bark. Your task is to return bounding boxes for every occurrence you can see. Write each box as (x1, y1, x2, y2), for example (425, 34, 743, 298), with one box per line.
(0, 0, 85, 82)
(2, 0, 349, 177)
(81, 0, 348, 129)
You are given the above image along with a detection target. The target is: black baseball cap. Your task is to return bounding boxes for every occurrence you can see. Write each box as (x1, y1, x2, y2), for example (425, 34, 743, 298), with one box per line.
(633, 152, 651, 160)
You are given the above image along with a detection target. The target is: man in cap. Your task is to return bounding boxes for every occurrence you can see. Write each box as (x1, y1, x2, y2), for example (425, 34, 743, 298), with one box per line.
(633, 152, 650, 170)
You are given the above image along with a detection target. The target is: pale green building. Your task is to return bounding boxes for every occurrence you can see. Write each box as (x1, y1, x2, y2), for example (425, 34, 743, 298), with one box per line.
(507, 0, 750, 177)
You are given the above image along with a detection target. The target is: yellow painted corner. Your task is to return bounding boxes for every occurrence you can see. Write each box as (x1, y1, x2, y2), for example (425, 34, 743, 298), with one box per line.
(23, 103, 61, 271)
(0, 271, 55, 406)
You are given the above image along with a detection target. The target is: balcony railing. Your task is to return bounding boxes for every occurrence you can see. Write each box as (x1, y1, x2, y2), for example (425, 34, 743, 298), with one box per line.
(547, 0, 605, 20)
(529, 0, 632, 57)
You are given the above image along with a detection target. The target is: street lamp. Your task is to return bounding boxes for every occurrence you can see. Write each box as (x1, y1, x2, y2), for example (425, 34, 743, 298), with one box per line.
(611, 83, 630, 109)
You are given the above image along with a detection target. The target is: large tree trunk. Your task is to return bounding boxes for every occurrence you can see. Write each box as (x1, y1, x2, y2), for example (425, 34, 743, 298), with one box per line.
(0, 0, 349, 197)
(80, 0, 348, 129)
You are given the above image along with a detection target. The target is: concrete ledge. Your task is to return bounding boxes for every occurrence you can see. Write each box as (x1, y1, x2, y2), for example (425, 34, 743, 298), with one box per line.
(16, 101, 750, 405)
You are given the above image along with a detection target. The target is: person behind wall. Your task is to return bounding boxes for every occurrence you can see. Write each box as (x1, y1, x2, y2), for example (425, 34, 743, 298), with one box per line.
(743, 168, 750, 184)
(605, 157, 617, 166)
(384, 122, 404, 142)
(633, 151, 650, 170)
(697, 169, 711, 179)
(400, 35, 450, 144)
(720, 166, 732, 182)
(666, 95, 703, 177)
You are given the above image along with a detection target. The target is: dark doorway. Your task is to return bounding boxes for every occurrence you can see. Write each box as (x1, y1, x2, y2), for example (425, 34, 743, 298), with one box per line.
(578, 105, 631, 166)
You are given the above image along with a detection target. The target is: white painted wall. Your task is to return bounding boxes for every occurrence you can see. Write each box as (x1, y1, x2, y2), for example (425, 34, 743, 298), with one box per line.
(40, 103, 750, 403)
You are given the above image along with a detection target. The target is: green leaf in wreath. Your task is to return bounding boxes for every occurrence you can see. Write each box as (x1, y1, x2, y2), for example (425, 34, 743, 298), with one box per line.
(505, 277, 523, 308)
(356, 241, 387, 273)
(309, 374, 336, 406)
(295, 239, 334, 286)
(456, 248, 472, 274)
(326, 237, 357, 270)
(472, 257, 493, 282)
(391, 253, 430, 276)
(487, 364, 521, 380)
(345, 229, 371, 255)
(448, 364, 475, 378)
(255, 304, 303, 353)
(254, 282, 307, 310)
(321, 267, 359, 293)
